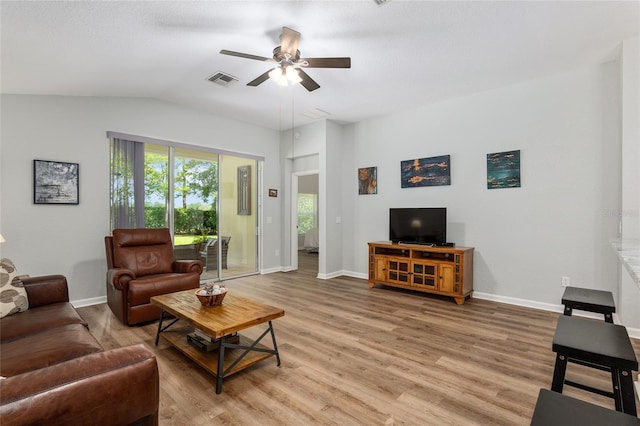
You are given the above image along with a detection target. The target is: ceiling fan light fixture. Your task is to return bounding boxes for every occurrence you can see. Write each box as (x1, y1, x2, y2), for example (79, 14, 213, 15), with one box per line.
(221, 26, 350, 91)
(268, 67, 285, 83)
(285, 66, 302, 84)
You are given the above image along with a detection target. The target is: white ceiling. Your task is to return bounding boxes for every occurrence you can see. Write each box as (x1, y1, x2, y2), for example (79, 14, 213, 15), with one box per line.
(1, 1, 638, 130)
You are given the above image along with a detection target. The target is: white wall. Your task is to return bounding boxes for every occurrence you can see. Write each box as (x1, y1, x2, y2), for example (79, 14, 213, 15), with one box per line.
(342, 61, 622, 307)
(323, 121, 344, 277)
(621, 35, 640, 238)
(617, 36, 640, 330)
(0, 95, 280, 304)
(298, 174, 318, 194)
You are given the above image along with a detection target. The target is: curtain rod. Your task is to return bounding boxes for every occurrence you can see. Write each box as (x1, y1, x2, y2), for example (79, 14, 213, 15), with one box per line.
(106, 131, 265, 162)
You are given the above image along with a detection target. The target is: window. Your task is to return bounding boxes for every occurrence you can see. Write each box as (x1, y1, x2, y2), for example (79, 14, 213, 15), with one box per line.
(110, 141, 218, 247)
(297, 193, 317, 234)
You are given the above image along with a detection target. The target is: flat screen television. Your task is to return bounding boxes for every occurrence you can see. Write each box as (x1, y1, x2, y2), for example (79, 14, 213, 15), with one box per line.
(389, 207, 447, 245)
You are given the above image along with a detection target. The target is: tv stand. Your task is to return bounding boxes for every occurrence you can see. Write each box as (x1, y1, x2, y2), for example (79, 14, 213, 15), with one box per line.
(368, 241, 474, 305)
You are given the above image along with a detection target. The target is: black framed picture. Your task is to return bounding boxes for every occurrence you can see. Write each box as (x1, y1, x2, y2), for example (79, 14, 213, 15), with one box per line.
(33, 160, 79, 204)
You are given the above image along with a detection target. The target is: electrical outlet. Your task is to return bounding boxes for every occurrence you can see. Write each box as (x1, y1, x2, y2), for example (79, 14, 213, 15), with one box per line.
(561, 276, 570, 287)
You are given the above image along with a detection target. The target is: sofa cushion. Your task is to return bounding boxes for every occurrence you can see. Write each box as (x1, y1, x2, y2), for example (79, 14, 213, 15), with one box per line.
(0, 259, 28, 319)
(128, 272, 200, 306)
(0, 302, 87, 343)
(0, 323, 103, 377)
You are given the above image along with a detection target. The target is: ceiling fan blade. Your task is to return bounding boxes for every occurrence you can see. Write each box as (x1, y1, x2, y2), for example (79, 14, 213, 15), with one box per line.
(247, 70, 272, 87)
(280, 27, 301, 58)
(301, 57, 351, 68)
(220, 49, 274, 62)
(297, 69, 320, 92)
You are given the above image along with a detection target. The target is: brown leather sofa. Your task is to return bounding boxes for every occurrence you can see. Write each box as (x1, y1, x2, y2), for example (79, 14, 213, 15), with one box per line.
(105, 228, 203, 325)
(0, 275, 159, 425)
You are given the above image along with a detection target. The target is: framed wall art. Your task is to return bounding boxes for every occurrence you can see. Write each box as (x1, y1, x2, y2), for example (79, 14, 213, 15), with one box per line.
(487, 150, 521, 189)
(33, 159, 79, 205)
(358, 166, 377, 195)
(400, 154, 450, 188)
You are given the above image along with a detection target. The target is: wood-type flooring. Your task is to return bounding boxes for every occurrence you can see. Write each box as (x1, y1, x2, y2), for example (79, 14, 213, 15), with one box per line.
(78, 252, 640, 425)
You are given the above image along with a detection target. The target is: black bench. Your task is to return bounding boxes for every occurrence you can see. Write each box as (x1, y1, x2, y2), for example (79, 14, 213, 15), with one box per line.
(551, 315, 638, 415)
(562, 286, 615, 323)
(531, 388, 639, 425)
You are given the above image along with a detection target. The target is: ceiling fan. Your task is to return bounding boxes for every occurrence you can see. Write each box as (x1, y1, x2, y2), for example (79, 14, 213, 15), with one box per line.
(220, 26, 351, 92)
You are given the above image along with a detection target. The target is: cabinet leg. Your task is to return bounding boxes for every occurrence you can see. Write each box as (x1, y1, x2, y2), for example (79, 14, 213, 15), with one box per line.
(368, 281, 375, 289)
(454, 297, 465, 305)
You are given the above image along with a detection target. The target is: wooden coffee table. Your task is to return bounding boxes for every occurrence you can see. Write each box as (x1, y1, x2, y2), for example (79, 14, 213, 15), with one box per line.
(151, 289, 285, 394)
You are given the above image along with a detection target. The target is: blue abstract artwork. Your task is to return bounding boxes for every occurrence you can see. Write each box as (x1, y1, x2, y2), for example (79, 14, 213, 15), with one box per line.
(487, 150, 520, 189)
(400, 155, 450, 188)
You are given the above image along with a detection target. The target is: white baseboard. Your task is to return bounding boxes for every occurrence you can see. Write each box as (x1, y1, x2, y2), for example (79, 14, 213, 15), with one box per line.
(473, 291, 564, 314)
(341, 270, 368, 280)
(317, 270, 343, 280)
(71, 296, 106, 308)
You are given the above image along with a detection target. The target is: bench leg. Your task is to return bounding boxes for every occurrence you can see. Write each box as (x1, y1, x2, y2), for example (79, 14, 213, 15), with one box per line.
(551, 353, 568, 393)
(611, 367, 623, 411)
(563, 305, 573, 316)
(618, 369, 637, 416)
(604, 312, 614, 323)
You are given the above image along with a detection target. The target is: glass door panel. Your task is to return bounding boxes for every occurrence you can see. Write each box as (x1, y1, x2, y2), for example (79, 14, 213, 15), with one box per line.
(172, 148, 218, 269)
(218, 154, 258, 278)
(143, 144, 169, 230)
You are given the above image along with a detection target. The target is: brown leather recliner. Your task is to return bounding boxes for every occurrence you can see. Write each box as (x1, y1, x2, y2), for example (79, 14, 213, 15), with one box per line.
(105, 228, 203, 325)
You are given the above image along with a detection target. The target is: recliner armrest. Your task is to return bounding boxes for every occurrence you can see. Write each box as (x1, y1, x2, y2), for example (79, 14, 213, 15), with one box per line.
(0, 344, 159, 426)
(22, 275, 69, 308)
(107, 268, 136, 291)
(173, 260, 203, 275)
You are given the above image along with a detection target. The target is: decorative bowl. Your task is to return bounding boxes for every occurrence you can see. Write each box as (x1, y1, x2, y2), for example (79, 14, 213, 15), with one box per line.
(195, 286, 227, 306)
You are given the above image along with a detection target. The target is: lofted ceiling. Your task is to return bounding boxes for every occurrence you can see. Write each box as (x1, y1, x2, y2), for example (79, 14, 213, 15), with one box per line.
(1, 1, 638, 131)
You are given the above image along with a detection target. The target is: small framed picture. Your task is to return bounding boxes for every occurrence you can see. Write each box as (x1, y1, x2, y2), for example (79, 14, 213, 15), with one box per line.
(268, 189, 278, 197)
(487, 150, 521, 189)
(358, 166, 378, 195)
(33, 160, 79, 204)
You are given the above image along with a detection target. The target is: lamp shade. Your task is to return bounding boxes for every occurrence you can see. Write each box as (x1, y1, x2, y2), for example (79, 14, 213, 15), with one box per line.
(0, 234, 5, 244)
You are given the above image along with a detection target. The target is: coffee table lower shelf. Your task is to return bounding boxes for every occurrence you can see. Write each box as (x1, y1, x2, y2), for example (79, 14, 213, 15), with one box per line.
(160, 327, 277, 384)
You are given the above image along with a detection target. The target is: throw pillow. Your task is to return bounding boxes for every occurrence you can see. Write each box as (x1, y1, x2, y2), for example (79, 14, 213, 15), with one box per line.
(0, 258, 29, 318)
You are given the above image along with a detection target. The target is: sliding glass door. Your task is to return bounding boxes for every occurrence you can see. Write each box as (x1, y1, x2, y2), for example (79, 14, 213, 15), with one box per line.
(171, 148, 218, 273)
(218, 154, 258, 279)
(110, 134, 259, 281)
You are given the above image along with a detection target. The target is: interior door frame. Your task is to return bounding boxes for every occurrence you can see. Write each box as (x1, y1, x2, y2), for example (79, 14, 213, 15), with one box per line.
(290, 170, 319, 271)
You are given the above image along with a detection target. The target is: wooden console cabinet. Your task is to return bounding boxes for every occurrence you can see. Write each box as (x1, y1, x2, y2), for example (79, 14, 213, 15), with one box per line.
(368, 241, 474, 305)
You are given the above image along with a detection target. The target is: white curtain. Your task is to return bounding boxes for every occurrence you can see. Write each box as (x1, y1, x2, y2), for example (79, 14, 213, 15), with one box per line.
(110, 138, 145, 229)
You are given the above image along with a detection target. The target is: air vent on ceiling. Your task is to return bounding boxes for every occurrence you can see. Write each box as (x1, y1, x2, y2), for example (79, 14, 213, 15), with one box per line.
(207, 72, 239, 87)
(302, 108, 331, 120)
(373, 0, 391, 5)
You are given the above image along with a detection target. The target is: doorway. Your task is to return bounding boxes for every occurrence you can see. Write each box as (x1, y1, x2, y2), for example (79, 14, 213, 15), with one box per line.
(291, 172, 319, 273)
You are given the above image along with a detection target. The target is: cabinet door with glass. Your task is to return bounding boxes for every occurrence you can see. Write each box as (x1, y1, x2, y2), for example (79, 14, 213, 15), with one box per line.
(411, 261, 438, 289)
(385, 258, 411, 285)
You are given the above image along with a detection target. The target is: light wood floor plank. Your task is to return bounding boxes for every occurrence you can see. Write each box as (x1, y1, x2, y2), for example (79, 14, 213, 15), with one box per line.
(78, 252, 640, 425)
